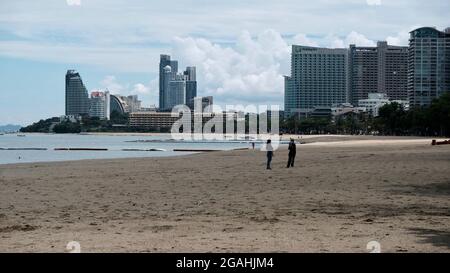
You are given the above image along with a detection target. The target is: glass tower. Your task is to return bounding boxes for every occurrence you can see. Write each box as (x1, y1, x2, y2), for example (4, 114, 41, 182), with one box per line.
(65, 70, 90, 116)
(184, 66, 197, 104)
(408, 27, 450, 107)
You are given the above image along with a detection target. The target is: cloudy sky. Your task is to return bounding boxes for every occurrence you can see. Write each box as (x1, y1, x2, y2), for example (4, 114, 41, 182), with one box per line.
(0, 0, 449, 125)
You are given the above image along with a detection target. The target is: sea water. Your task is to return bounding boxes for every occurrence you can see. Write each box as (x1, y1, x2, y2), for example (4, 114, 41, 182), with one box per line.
(0, 133, 258, 164)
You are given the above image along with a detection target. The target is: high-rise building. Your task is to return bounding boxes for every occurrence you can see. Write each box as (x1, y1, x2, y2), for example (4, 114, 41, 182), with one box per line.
(167, 75, 186, 110)
(159, 54, 180, 110)
(184, 66, 196, 81)
(159, 55, 170, 109)
(284, 45, 350, 117)
(185, 81, 197, 105)
(65, 70, 90, 116)
(162, 65, 173, 110)
(159, 55, 177, 110)
(408, 27, 450, 107)
(349, 44, 378, 104)
(184, 66, 197, 104)
(378, 42, 409, 101)
(159, 55, 200, 111)
(170, 60, 179, 75)
(89, 91, 110, 120)
(350, 42, 408, 104)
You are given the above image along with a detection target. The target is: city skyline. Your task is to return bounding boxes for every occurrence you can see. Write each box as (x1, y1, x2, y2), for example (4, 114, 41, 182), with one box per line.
(1, 0, 449, 125)
(159, 55, 198, 111)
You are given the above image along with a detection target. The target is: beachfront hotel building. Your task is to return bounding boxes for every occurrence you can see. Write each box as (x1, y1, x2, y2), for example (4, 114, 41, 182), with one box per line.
(408, 27, 450, 107)
(129, 112, 180, 128)
(350, 42, 408, 104)
(285, 40, 412, 118)
(284, 45, 350, 117)
(109, 94, 142, 115)
(65, 70, 90, 116)
(110, 94, 126, 115)
(130, 109, 245, 131)
(129, 111, 214, 130)
(89, 91, 110, 120)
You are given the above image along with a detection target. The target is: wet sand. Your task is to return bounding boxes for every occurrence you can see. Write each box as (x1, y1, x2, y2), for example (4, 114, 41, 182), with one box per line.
(0, 136, 449, 252)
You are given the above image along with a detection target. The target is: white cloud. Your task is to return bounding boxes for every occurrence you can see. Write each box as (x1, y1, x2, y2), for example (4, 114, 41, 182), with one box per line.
(100, 75, 151, 95)
(292, 34, 319, 47)
(386, 30, 411, 46)
(170, 29, 388, 106)
(171, 29, 290, 106)
(0, 27, 405, 109)
(2, 0, 445, 53)
(2, 0, 449, 124)
(346, 31, 376, 46)
(366, 0, 382, 6)
(99, 76, 157, 106)
(132, 83, 150, 94)
(330, 31, 376, 48)
(100, 75, 125, 94)
(66, 0, 81, 6)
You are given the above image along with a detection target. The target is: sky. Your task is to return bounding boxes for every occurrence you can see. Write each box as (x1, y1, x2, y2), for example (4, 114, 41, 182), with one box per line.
(0, 0, 449, 126)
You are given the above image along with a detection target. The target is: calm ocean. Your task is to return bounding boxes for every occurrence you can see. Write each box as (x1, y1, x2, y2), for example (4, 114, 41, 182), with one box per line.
(0, 133, 256, 164)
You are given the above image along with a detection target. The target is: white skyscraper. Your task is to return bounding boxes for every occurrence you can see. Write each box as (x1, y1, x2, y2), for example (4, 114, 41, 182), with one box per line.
(89, 90, 110, 120)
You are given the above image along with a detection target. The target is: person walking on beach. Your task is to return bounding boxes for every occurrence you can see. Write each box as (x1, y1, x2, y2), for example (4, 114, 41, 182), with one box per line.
(287, 139, 296, 168)
(252, 142, 255, 150)
(266, 139, 274, 170)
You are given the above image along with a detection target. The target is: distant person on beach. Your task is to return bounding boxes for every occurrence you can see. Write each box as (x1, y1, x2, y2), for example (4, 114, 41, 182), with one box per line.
(287, 139, 296, 168)
(266, 140, 274, 170)
(252, 142, 255, 150)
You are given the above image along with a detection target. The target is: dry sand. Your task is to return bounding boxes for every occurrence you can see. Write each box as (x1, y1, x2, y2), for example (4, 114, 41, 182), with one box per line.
(0, 136, 449, 253)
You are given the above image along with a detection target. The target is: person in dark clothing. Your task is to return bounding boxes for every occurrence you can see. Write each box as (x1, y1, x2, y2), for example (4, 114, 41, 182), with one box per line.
(266, 139, 274, 170)
(287, 139, 296, 168)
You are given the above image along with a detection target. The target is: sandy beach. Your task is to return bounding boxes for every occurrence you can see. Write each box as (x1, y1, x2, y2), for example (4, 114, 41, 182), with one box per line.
(0, 136, 449, 253)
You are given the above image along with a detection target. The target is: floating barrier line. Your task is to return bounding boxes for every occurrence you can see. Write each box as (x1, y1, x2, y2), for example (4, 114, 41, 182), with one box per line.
(0, 148, 48, 151)
(54, 148, 108, 151)
(173, 149, 220, 152)
(121, 149, 166, 152)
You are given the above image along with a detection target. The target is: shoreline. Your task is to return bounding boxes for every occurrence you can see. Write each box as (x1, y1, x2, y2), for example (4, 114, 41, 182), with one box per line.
(0, 151, 204, 168)
(1, 136, 446, 166)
